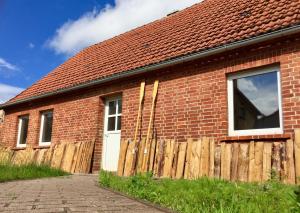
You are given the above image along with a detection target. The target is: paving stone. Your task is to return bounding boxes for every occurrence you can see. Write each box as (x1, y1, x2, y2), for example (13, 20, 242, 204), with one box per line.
(0, 175, 166, 212)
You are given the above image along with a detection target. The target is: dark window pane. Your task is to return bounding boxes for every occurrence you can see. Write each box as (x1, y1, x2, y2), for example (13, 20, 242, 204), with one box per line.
(42, 112, 53, 142)
(109, 101, 116, 115)
(234, 71, 280, 130)
(107, 117, 116, 131)
(117, 116, 121, 130)
(19, 117, 29, 145)
(118, 99, 122, 114)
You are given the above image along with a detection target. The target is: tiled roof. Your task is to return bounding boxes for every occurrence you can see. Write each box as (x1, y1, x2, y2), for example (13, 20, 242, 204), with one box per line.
(9, 0, 300, 103)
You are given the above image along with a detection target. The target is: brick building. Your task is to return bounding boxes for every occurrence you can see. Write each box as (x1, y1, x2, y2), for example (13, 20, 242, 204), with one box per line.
(0, 0, 300, 172)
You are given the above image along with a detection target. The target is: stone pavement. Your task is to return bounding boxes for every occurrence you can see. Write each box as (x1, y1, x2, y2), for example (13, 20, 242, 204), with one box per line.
(0, 174, 166, 213)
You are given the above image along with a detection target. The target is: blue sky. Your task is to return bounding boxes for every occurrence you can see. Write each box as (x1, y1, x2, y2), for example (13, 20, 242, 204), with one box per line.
(0, 0, 199, 103)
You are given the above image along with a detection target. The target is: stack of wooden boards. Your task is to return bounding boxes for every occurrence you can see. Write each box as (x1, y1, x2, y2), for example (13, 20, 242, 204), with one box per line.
(117, 129, 300, 184)
(0, 140, 95, 173)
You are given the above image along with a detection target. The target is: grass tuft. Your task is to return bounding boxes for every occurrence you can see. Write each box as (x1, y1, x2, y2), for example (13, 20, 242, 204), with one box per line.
(0, 163, 68, 182)
(99, 171, 300, 213)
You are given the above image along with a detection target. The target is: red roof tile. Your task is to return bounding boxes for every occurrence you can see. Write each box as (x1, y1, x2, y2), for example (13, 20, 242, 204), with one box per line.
(8, 0, 300, 103)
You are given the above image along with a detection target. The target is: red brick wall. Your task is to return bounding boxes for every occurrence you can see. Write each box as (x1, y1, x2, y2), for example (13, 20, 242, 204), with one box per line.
(0, 35, 300, 172)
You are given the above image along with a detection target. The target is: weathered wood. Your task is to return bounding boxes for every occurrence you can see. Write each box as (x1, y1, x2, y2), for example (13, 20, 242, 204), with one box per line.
(281, 142, 287, 182)
(214, 145, 221, 178)
(71, 143, 80, 173)
(200, 137, 210, 177)
(84, 139, 95, 173)
(162, 140, 175, 178)
(133, 81, 146, 144)
(117, 139, 129, 176)
(123, 140, 135, 176)
(222, 143, 232, 180)
(190, 139, 202, 179)
(294, 129, 300, 184)
(171, 142, 179, 178)
(286, 139, 296, 184)
(254, 142, 264, 182)
(137, 138, 146, 173)
(175, 142, 187, 179)
(153, 139, 165, 177)
(262, 142, 272, 182)
(35, 149, 47, 165)
(61, 143, 76, 172)
(237, 143, 249, 182)
(148, 139, 157, 172)
(230, 142, 239, 181)
(184, 139, 193, 179)
(272, 142, 281, 181)
(209, 138, 215, 177)
(248, 141, 255, 182)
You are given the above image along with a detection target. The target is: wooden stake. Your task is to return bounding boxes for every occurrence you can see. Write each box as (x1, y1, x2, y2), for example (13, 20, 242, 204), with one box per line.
(133, 81, 146, 144)
(294, 129, 300, 184)
(142, 80, 159, 172)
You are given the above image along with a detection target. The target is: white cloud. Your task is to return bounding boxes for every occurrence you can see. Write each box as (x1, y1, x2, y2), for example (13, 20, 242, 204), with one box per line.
(28, 43, 35, 49)
(0, 83, 24, 104)
(0, 58, 18, 71)
(47, 0, 200, 56)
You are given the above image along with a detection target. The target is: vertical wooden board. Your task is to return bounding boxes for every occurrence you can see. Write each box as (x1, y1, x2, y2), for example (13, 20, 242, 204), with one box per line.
(184, 139, 193, 179)
(44, 146, 55, 165)
(123, 140, 135, 176)
(36, 149, 47, 165)
(280, 142, 287, 183)
(148, 139, 157, 172)
(71, 143, 80, 173)
(117, 139, 129, 176)
(61, 143, 77, 172)
(262, 142, 272, 182)
(162, 140, 175, 178)
(153, 139, 161, 177)
(286, 139, 296, 184)
(230, 142, 239, 181)
(200, 137, 210, 177)
(254, 142, 263, 182)
(171, 142, 179, 178)
(175, 142, 187, 179)
(84, 139, 96, 173)
(294, 129, 300, 184)
(137, 138, 146, 173)
(52, 143, 67, 169)
(74, 142, 84, 173)
(237, 143, 249, 182)
(272, 142, 281, 181)
(214, 145, 221, 178)
(223, 143, 232, 180)
(190, 139, 202, 179)
(248, 141, 255, 182)
(209, 138, 215, 178)
(220, 143, 226, 179)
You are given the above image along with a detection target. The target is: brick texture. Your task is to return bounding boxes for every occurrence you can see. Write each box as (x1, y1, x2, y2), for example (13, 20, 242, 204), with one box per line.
(1, 35, 300, 172)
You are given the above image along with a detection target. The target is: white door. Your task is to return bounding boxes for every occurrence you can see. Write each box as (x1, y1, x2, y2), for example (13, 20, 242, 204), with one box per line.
(102, 97, 122, 171)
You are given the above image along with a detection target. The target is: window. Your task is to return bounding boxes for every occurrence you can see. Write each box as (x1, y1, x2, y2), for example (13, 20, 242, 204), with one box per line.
(106, 98, 122, 132)
(39, 111, 53, 146)
(227, 65, 283, 136)
(16, 115, 29, 147)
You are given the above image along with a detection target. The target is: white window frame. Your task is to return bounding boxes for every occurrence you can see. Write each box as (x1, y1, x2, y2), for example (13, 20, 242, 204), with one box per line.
(227, 65, 283, 136)
(104, 97, 122, 134)
(16, 115, 29, 148)
(39, 111, 53, 146)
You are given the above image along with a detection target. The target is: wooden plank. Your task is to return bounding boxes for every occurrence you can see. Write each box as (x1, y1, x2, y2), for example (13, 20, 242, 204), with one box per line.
(137, 138, 146, 173)
(117, 139, 129, 176)
(153, 139, 165, 177)
(254, 142, 263, 182)
(262, 142, 272, 182)
(61, 143, 76, 172)
(84, 139, 95, 173)
(35, 149, 47, 165)
(294, 129, 300, 184)
(209, 138, 215, 178)
(184, 139, 193, 179)
(70, 143, 80, 173)
(171, 142, 179, 178)
(148, 139, 157, 172)
(272, 142, 281, 181)
(162, 140, 175, 178)
(237, 143, 249, 182)
(281, 142, 287, 183)
(175, 142, 187, 179)
(230, 142, 239, 181)
(286, 139, 296, 184)
(190, 139, 202, 179)
(223, 143, 232, 180)
(248, 141, 255, 182)
(123, 139, 135, 176)
(133, 81, 146, 144)
(200, 137, 210, 177)
(74, 142, 84, 173)
(214, 145, 221, 178)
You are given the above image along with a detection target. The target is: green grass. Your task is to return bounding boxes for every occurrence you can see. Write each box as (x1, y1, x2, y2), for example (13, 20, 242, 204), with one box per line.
(0, 163, 68, 182)
(99, 171, 300, 213)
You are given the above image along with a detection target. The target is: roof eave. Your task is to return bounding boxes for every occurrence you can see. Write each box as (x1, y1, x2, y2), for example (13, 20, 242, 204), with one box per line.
(2, 24, 300, 109)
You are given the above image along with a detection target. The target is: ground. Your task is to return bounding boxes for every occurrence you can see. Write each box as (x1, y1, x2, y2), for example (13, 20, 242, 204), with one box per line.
(0, 174, 166, 213)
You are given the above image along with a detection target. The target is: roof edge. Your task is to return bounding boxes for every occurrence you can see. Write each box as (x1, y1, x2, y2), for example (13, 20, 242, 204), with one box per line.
(2, 24, 300, 109)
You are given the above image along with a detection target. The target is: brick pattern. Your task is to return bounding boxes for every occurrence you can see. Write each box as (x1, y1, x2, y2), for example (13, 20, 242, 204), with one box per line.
(0, 36, 300, 172)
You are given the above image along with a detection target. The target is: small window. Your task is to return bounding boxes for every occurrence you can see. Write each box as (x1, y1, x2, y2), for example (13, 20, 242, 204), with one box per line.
(227, 65, 283, 136)
(106, 98, 122, 132)
(16, 115, 29, 147)
(39, 111, 53, 146)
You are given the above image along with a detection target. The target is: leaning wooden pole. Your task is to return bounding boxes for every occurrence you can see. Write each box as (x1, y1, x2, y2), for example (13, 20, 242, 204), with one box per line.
(142, 80, 159, 172)
(294, 129, 300, 184)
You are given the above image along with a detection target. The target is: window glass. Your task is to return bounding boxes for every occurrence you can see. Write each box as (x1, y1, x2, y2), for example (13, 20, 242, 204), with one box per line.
(118, 99, 122, 114)
(233, 71, 280, 130)
(117, 116, 121, 130)
(18, 116, 29, 145)
(109, 101, 116, 115)
(107, 117, 116, 131)
(41, 112, 53, 143)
